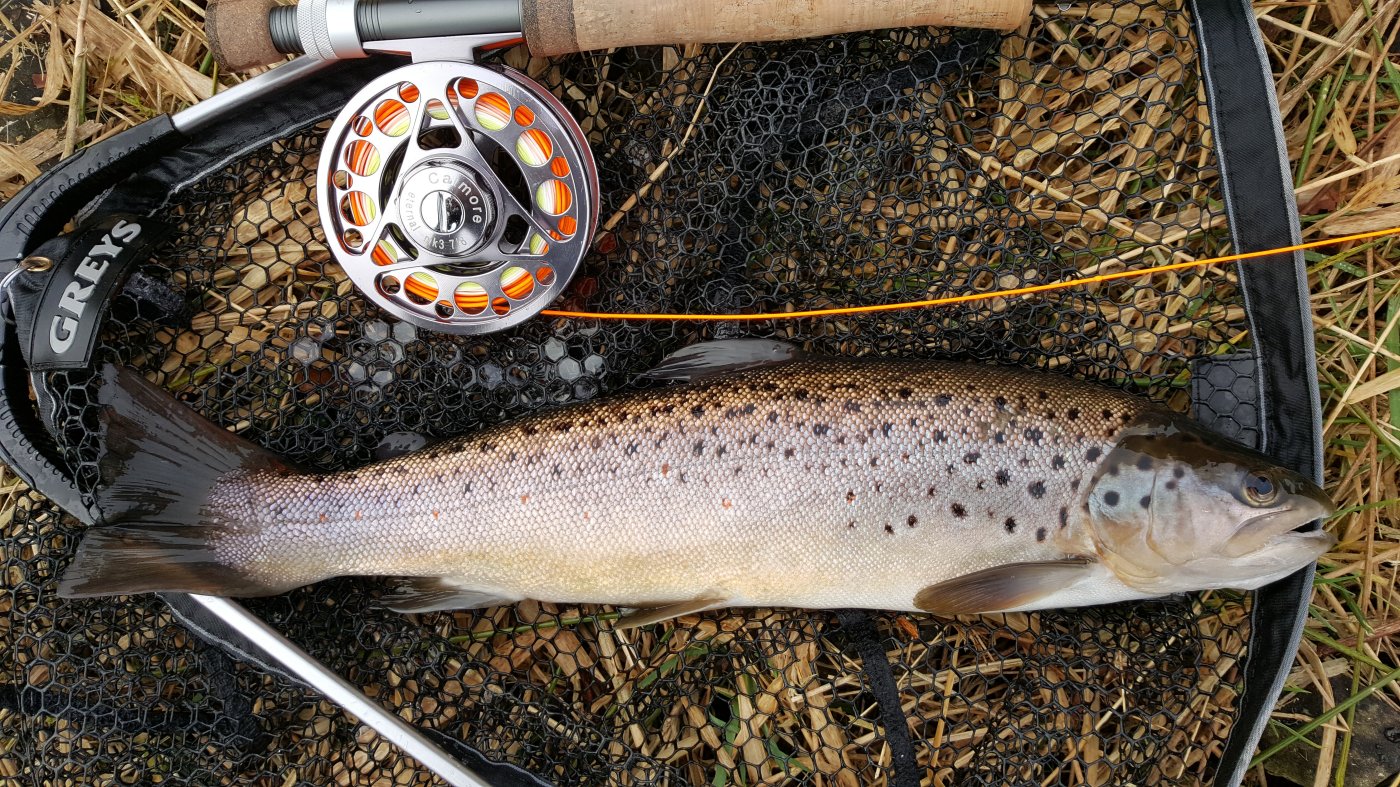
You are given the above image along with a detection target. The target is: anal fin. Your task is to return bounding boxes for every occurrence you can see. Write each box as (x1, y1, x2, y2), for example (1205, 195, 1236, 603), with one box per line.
(615, 598, 727, 630)
(914, 559, 1096, 615)
(383, 578, 519, 614)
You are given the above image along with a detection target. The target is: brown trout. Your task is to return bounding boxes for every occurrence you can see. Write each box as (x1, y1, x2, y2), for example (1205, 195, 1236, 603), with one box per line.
(59, 340, 1334, 625)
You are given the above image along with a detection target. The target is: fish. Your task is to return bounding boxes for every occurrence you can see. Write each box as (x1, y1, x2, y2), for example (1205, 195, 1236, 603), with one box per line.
(57, 339, 1335, 627)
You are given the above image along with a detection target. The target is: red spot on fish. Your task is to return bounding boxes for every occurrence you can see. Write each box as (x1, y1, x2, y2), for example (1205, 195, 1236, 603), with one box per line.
(661, 463, 670, 476)
(432, 510, 440, 519)
(354, 510, 362, 520)
(520, 494, 530, 504)
(722, 499, 733, 509)
(584, 511, 591, 521)
(318, 513, 327, 523)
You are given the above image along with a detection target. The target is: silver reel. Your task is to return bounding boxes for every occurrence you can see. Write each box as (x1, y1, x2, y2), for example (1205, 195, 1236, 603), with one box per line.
(318, 60, 598, 334)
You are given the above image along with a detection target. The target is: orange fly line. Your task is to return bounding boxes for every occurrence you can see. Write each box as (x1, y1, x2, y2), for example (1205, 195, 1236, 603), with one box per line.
(540, 225, 1400, 322)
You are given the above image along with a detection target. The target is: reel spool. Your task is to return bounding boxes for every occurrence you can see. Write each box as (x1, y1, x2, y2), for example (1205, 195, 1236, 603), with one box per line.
(318, 60, 598, 334)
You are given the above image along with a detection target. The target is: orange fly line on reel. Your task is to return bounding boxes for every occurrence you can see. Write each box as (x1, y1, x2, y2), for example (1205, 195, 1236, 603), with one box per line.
(541, 226, 1400, 322)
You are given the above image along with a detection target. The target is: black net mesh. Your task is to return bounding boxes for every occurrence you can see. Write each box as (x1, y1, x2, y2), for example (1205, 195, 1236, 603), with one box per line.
(3, 0, 1262, 783)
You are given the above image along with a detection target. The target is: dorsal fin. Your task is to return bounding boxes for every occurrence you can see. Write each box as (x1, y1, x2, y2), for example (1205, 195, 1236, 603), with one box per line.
(643, 339, 805, 384)
(374, 431, 431, 461)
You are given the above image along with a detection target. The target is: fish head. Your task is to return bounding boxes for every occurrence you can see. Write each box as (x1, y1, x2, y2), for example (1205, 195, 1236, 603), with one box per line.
(1082, 413, 1335, 595)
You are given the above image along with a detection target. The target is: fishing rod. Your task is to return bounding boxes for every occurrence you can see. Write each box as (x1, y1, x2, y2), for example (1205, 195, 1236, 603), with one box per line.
(203, 0, 1034, 336)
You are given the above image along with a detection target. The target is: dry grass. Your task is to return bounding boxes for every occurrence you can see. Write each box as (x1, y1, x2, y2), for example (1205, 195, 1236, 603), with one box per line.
(0, 0, 1394, 785)
(1250, 2, 1400, 785)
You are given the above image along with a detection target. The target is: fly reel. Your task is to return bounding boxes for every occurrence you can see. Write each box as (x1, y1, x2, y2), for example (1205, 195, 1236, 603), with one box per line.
(318, 60, 598, 334)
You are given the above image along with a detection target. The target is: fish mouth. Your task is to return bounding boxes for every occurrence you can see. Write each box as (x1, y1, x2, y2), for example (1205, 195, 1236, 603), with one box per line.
(1225, 497, 1336, 557)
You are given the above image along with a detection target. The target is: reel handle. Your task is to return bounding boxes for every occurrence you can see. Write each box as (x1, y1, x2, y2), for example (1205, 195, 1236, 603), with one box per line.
(208, 0, 1031, 71)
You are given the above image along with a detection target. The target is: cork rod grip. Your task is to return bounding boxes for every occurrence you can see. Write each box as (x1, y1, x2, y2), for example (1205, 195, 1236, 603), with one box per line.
(522, 0, 1032, 56)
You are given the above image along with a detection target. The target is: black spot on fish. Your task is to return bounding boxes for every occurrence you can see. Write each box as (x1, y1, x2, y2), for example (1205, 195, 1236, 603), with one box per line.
(964, 451, 980, 464)
(933, 430, 948, 443)
(994, 396, 1008, 409)
(884, 524, 895, 535)
(1086, 447, 1102, 462)
(1107, 464, 1119, 476)
(845, 401, 862, 413)
(870, 457, 879, 467)
(765, 440, 775, 450)
(1140, 495, 1152, 509)
(794, 388, 810, 400)
(1066, 408, 1080, 421)
(847, 490, 857, 503)
(1165, 479, 1177, 491)
(935, 394, 952, 407)
(1004, 517, 1017, 533)
(1102, 408, 1114, 421)
(767, 412, 780, 424)
(951, 503, 967, 518)
(882, 423, 893, 437)
(813, 423, 830, 436)
(1173, 466, 1186, 479)
(907, 515, 918, 527)
(1059, 507, 1069, 528)
(898, 387, 913, 399)
(523, 424, 539, 436)
(962, 406, 973, 416)
(761, 382, 778, 392)
(784, 448, 796, 459)
(625, 442, 639, 455)
(717, 445, 727, 457)
(848, 520, 857, 529)
(1137, 456, 1154, 471)
(1036, 527, 1047, 542)
(1071, 479, 1081, 492)
(927, 486, 937, 497)
(1028, 481, 1046, 498)
(1104, 491, 1120, 506)
(996, 469, 1010, 486)
(1052, 454, 1066, 470)
(1037, 390, 1049, 401)
(1025, 428, 1044, 444)
(693, 441, 705, 456)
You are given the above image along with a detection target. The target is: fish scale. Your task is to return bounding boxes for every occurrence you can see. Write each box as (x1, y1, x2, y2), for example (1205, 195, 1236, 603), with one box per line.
(205, 358, 1150, 611)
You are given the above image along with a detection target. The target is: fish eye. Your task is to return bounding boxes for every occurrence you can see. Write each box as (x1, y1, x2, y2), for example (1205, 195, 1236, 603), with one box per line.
(1243, 471, 1279, 506)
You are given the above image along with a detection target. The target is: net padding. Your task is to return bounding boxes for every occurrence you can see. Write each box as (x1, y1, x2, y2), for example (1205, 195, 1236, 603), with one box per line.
(3, 1, 1259, 783)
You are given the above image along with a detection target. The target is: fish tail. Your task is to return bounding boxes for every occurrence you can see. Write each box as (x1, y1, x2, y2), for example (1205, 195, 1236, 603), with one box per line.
(58, 365, 296, 599)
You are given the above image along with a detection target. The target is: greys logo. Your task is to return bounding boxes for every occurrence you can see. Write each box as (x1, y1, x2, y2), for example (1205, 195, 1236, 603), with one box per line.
(49, 219, 142, 356)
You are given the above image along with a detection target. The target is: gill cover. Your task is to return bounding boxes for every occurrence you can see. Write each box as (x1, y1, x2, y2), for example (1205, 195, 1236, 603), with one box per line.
(1083, 413, 1335, 594)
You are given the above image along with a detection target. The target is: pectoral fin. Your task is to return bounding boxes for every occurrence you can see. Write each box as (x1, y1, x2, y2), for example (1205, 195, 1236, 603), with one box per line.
(615, 597, 728, 630)
(383, 578, 519, 614)
(914, 559, 1097, 615)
